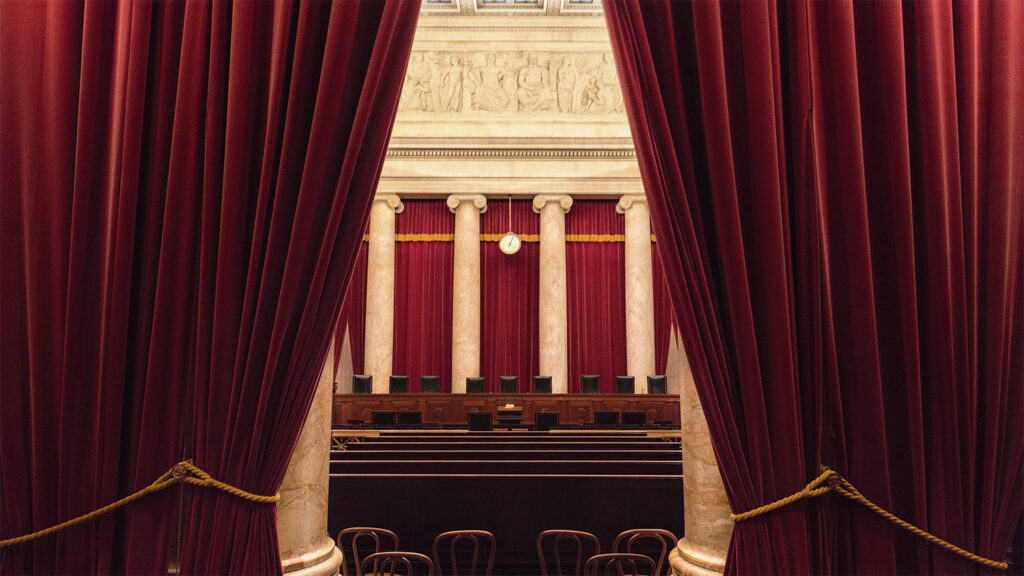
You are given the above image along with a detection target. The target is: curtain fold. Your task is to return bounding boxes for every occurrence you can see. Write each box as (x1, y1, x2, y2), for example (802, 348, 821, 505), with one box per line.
(393, 200, 455, 392)
(605, 0, 1023, 574)
(0, 1, 418, 573)
(336, 243, 368, 378)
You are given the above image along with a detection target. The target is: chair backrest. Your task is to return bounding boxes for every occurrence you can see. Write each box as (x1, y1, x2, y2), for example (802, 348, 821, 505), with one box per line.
(468, 412, 492, 431)
(533, 375, 552, 393)
(389, 375, 410, 393)
(612, 529, 678, 576)
(646, 375, 667, 394)
(336, 527, 400, 576)
(466, 377, 486, 394)
(353, 374, 372, 394)
(536, 529, 601, 576)
(360, 551, 435, 576)
(615, 376, 635, 394)
(499, 376, 518, 394)
(621, 411, 646, 429)
(593, 411, 618, 428)
(584, 553, 657, 576)
(432, 530, 496, 576)
(372, 411, 396, 427)
(397, 410, 422, 427)
(535, 411, 559, 432)
(420, 375, 441, 393)
(580, 375, 600, 394)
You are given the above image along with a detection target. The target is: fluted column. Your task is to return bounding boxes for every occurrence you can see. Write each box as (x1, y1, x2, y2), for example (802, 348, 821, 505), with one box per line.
(616, 194, 656, 391)
(448, 194, 487, 393)
(670, 350, 733, 576)
(533, 194, 573, 393)
(364, 194, 403, 393)
(278, 337, 344, 576)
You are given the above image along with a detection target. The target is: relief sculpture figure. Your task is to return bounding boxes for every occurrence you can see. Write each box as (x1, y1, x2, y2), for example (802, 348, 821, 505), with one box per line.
(516, 54, 555, 112)
(556, 56, 578, 113)
(470, 53, 511, 112)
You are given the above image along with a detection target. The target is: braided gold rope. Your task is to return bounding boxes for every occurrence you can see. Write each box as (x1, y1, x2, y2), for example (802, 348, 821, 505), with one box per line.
(0, 460, 278, 549)
(731, 466, 1009, 570)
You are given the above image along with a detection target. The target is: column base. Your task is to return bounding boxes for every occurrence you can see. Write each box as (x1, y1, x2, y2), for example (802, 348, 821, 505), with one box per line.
(281, 535, 344, 576)
(670, 539, 726, 576)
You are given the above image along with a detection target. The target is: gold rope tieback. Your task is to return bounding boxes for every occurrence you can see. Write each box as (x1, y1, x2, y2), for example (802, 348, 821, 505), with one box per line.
(0, 460, 278, 549)
(731, 466, 1008, 570)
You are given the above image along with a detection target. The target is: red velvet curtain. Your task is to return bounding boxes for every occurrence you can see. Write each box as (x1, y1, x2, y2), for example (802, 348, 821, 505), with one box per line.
(480, 201, 540, 391)
(393, 200, 454, 392)
(0, 2, 417, 574)
(606, 0, 1023, 574)
(336, 242, 368, 377)
(566, 201, 627, 393)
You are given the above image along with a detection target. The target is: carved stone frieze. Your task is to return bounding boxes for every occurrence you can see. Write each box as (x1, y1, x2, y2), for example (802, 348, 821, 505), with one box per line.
(398, 50, 625, 115)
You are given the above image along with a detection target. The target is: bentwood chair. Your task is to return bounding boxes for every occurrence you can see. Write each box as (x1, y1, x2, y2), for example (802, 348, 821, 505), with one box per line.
(537, 529, 601, 576)
(612, 529, 678, 576)
(584, 553, 657, 576)
(361, 551, 435, 576)
(337, 527, 400, 576)
(432, 530, 496, 576)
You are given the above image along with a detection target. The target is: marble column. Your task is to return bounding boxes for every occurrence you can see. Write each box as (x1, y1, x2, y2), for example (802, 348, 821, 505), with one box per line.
(670, 349, 733, 576)
(363, 194, 403, 393)
(448, 194, 487, 393)
(616, 194, 656, 392)
(533, 194, 573, 394)
(278, 337, 344, 576)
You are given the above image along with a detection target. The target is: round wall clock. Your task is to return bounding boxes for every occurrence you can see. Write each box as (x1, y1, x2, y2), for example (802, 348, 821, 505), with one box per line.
(499, 232, 521, 255)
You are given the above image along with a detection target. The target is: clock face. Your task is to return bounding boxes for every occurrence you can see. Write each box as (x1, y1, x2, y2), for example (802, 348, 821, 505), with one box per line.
(499, 233, 521, 255)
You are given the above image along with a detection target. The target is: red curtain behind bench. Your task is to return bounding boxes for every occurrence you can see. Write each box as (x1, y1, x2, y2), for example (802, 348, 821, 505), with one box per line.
(606, 0, 1023, 573)
(393, 200, 454, 392)
(336, 242, 367, 378)
(480, 201, 540, 391)
(0, 1, 417, 573)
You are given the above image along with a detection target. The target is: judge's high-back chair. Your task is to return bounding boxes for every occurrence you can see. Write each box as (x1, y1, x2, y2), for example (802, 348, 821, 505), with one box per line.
(432, 530, 496, 576)
(612, 529, 678, 576)
(336, 527, 400, 576)
(536, 529, 601, 576)
(499, 376, 518, 394)
(420, 375, 441, 393)
(361, 551, 435, 576)
(533, 375, 552, 393)
(584, 553, 657, 576)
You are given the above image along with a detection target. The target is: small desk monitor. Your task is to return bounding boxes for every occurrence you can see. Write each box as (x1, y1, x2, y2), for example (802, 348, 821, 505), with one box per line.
(499, 376, 518, 394)
(535, 412, 559, 432)
(371, 411, 396, 428)
(466, 377, 486, 394)
(397, 411, 422, 427)
(389, 375, 409, 394)
(533, 376, 552, 394)
(622, 411, 646, 428)
(353, 374, 372, 394)
(468, 412, 492, 431)
(420, 375, 440, 394)
(647, 375, 667, 394)
(615, 376, 635, 394)
(581, 375, 600, 394)
(594, 411, 619, 428)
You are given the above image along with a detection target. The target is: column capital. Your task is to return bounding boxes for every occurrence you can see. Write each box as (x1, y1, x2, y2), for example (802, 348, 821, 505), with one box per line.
(374, 193, 404, 214)
(532, 194, 573, 214)
(447, 194, 488, 214)
(615, 193, 648, 214)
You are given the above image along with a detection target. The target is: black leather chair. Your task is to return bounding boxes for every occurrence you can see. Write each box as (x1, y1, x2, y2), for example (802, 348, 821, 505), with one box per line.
(615, 375, 635, 394)
(594, 411, 619, 428)
(389, 375, 409, 394)
(499, 376, 518, 394)
(535, 411, 559, 432)
(622, 411, 646, 428)
(397, 411, 422, 428)
(371, 411, 396, 428)
(466, 377, 486, 394)
(533, 375, 552, 393)
(420, 375, 440, 394)
(647, 375, 667, 394)
(581, 375, 600, 394)
(353, 374, 372, 394)
(468, 412, 492, 431)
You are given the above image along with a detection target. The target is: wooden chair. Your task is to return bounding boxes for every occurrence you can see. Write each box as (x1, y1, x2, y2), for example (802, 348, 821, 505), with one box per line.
(612, 529, 678, 575)
(432, 530, 496, 576)
(360, 551, 435, 576)
(336, 527, 400, 576)
(536, 529, 601, 576)
(584, 553, 657, 576)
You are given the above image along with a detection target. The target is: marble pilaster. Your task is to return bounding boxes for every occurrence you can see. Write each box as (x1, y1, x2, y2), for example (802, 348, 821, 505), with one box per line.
(616, 194, 656, 391)
(278, 337, 344, 576)
(363, 194, 403, 393)
(533, 194, 573, 394)
(448, 194, 487, 393)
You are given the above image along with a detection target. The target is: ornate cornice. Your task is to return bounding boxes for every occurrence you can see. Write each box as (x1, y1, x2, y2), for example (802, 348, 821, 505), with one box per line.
(387, 148, 635, 160)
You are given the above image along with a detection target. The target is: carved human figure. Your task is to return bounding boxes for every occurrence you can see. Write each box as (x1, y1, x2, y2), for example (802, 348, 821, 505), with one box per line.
(439, 54, 463, 112)
(402, 53, 433, 112)
(470, 53, 510, 112)
(556, 56, 578, 113)
(597, 53, 623, 112)
(500, 52, 521, 111)
(516, 53, 554, 111)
